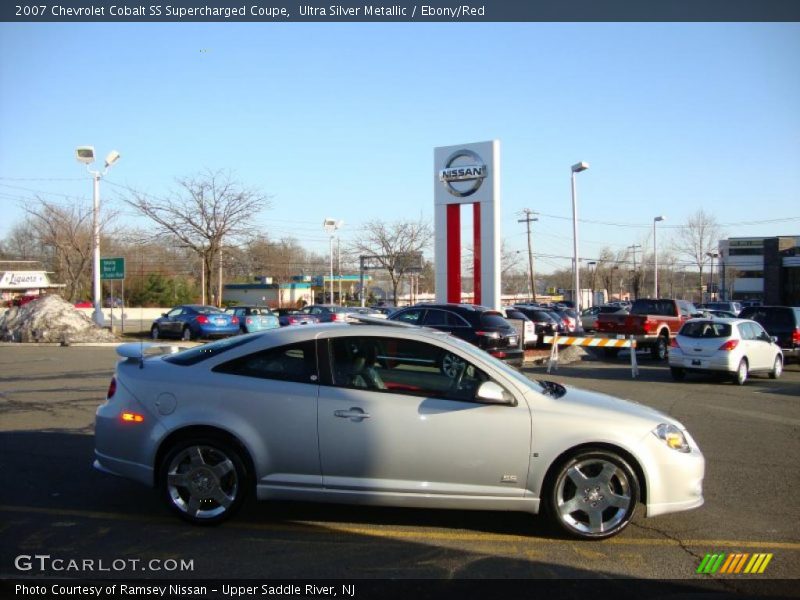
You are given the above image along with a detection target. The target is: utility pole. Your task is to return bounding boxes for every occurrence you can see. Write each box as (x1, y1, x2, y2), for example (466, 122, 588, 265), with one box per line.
(517, 209, 539, 302)
(628, 244, 642, 299)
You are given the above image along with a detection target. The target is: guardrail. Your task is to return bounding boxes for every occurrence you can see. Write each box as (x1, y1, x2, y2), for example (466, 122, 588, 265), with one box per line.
(542, 334, 639, 378)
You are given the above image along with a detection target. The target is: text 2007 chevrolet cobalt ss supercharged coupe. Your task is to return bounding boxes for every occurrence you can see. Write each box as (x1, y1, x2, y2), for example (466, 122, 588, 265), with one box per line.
(95, 323, 704, 539)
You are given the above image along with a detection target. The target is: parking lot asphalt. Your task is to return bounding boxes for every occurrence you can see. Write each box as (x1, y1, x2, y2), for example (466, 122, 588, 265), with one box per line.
(0, 345, 798, 590)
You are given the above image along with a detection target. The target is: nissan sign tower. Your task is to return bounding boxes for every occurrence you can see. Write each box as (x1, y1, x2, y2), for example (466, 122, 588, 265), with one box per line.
(434, 140, 501, 309)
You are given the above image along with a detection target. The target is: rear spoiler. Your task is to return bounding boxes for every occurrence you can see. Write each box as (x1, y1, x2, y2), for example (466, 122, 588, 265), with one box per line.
(116, 342, 185, 363)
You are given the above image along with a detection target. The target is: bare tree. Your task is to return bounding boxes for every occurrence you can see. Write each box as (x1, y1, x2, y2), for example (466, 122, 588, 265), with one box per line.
(124, 170, 271, 304)
(672, 209, 724, 297)
(348, 218, 433, 304)
(22, 198, 116, 301)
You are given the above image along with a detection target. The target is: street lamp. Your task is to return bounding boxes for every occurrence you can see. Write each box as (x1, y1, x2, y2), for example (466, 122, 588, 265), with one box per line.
(323, 218, 343, 304)
(570, 161, 589, 313)
(706, 251, 720, 301)
(653, 216, 666, 298)
(76, 146, 121, 327)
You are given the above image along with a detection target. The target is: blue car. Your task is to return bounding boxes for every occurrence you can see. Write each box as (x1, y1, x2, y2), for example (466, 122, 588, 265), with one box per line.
(150, 305, 240, 341)
(225, 306, 280, 333)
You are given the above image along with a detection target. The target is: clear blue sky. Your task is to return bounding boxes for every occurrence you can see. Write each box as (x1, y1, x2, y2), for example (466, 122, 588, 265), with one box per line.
(1, 22, 798, 274)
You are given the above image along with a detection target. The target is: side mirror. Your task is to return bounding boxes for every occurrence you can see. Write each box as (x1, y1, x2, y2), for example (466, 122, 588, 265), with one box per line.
(475, 381, 514, 405)
(161, 313, 168, 317)
(771, 336, 779, 344)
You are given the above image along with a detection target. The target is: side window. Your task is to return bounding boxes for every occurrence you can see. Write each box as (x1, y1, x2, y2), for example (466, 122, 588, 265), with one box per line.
(423, 310, 448, 326)
(446, 311, 469, 326)
(394, 309, 424, 325)
(213, 341, 318, 384)
(167, 308, 183, 318)
(739, 323, 757, 340)
(329, 336, 493, 402)
(751, 323, 768, 340)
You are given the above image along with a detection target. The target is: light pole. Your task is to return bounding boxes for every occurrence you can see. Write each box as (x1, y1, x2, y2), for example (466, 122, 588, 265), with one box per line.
(707, 251, 719, 301)
(75, 146, 120, 327)
(570, 161, 589, 312)
(653, 216, 665, 298)
(587, 261, 597, 306)
(518, 209, 539, 302)
(323, 218, 343, 304)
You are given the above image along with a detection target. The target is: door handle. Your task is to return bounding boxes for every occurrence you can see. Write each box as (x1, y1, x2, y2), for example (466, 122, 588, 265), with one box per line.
(334, 407, 371, 421)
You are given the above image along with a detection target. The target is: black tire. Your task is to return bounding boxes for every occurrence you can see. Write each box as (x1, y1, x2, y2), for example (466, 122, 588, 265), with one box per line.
(651, 335, 668, 361)
(734, 359, 748, 386)
(545, 449, 639, 540)
(150, 326, 160, 340)
(159, 437, 248, 525)
(769, 355, 783, 380)
(181, 327, 193, 341)
(670, 367, 686, 381)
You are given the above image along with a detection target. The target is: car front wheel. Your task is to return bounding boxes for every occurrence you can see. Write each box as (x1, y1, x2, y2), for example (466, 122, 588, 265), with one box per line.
(546, 449, 639, 540)
(150, 326, 160, 340)
(182, 327, 193, 341)
(160, 438, 248, 525)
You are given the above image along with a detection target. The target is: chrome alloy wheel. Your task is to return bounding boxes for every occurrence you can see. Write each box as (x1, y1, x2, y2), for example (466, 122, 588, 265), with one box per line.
(164, 444, 241, 523)
(552, 452, 637, 539)
(735, 359, 748, 386)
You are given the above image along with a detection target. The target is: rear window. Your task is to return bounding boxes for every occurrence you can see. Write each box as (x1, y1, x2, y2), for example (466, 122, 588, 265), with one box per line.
(631, 300, 676, 316)
(195, 306, 224, 315)
(480, 312, 512, 329)
(164, 335, 259, 366)
(680, 321, 731, 338)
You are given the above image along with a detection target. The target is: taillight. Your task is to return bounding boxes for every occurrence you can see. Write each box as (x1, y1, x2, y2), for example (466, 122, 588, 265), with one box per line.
(490, 351, 507, 358)
(332, 313, 347, 322)
(107, 377, 117, 399)
(476, 330, 500, 339)
(288, 317, 298, 324)
(121, 411, 144, 423)
(196, 315, 209, 324)
(246, 317, 253, 325)
(793, 327, 800, 345)
(719, 339, 739, 351)
(230, 316, 239, 325)
(670, 338, 680, 349)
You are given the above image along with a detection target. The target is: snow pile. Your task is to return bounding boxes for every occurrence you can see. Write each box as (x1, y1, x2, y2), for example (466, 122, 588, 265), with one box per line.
(0, 295, 117, 343)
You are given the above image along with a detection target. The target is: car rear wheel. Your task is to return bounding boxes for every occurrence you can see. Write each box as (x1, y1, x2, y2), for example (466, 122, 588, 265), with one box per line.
(150, 326, 160, 340)
(651, 335, 668, 361)
(734, 359, 748, 386)
(769, 355, 782, 380)
(546, 449, 638, 540)
(160, 438, 247, 525)
(670, 367, 685, 381)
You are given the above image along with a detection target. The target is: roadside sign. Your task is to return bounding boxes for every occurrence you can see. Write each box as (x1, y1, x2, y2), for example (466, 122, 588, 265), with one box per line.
(101, 257, 125, 280)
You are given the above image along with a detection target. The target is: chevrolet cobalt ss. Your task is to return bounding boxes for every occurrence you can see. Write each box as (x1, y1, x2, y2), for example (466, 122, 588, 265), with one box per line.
(95, 323, 704, 539)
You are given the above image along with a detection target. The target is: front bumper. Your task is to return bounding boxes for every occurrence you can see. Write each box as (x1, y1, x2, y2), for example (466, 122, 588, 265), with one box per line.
(641, 431, 705, 518)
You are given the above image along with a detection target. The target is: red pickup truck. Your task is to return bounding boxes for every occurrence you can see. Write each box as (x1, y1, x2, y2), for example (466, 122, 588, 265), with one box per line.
(595, 299, 699, 360)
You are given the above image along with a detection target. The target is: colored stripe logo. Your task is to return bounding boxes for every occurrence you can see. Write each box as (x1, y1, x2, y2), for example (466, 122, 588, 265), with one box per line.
(697, 553, 773, 574)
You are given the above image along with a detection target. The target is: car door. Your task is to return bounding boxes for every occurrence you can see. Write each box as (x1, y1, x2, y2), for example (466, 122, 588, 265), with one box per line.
(747, 322, 775, 371)
(164, 307, 184, 336)
(211, 340, 322, 489)
(317, 334, 531, 499)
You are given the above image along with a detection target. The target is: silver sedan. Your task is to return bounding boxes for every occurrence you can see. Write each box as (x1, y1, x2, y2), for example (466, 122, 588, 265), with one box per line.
(95, 323, 704, 539)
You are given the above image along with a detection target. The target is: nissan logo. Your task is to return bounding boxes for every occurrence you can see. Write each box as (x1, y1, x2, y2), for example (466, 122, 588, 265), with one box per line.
(439, 149, 487, 198)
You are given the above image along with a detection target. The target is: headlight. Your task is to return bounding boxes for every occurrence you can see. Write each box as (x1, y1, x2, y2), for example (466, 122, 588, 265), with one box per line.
(653, 423, 691, 453)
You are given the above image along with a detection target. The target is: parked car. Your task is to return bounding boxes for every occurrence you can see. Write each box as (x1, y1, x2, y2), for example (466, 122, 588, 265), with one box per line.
(596, 298, 698, 360)
(300, 304, 359, 323)
(274, 308, 321, 327)
(698, 301, 742, 316)
(549, 307, 583, 334)
(500, 307, 537, 349)
(96, 322, 705, 539)
(580, 305, 629, 332)
(513, 306, 564, 344)
(669, 318, 783, 385)
(389, 303, 524, 366)
(696, 308, 737, 319)
(150, 305, 240, 341)
(225, 306, 280, 334)
(738, 305, 800, 362)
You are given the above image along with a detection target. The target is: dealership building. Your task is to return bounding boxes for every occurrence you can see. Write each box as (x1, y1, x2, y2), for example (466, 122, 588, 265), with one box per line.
(718, 236, 800, 305)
